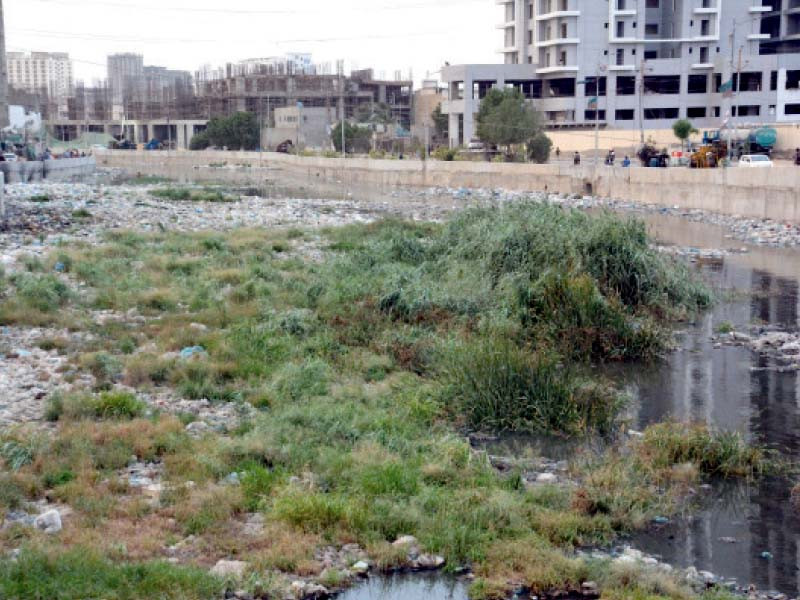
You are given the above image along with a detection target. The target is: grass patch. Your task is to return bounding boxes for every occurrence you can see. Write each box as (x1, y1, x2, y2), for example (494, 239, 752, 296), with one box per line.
(0, 548, 223, 600)
(151, 187, 237, 203)
(28, 194, 51, 203)
(46, 391, 147, 421)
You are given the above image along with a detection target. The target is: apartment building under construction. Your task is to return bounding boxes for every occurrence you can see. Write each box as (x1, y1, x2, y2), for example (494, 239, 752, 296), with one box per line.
(444, 0, 800, 145)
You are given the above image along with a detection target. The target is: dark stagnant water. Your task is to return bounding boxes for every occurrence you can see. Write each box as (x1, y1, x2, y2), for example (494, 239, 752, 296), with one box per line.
(338, 211, 800, 598)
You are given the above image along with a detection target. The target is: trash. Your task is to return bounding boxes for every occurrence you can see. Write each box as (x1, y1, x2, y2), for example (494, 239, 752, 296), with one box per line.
(760, 551, 773, 560)
(54, 262, 66, 272)
(180, 346, 205, 359)
(653, 516, 670, 525)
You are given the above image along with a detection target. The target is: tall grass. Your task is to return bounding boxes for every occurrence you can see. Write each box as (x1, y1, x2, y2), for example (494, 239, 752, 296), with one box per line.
(439, 336, 622, 434)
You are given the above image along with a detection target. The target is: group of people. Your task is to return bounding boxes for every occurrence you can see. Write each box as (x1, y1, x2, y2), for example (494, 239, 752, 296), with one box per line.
(559, 147, 630, 167)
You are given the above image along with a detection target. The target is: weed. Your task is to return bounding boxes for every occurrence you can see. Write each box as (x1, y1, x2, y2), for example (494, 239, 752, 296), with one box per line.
(28, 194, 51, 203)
(439, 336, 622, 434)
(11, 273, 71, 312)
(151, 187, 235, 203)
(46, 391, 146, 421)
(72, 208, 92, 219)
(0, 548, 223, 600)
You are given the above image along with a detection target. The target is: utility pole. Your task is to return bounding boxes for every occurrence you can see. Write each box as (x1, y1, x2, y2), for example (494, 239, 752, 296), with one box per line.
(638, 60, 646, 146)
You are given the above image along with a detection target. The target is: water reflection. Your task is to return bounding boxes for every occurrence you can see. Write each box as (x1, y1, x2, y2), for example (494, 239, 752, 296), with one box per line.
(625, 233, 800, 594)
(337, 573, 468, 600)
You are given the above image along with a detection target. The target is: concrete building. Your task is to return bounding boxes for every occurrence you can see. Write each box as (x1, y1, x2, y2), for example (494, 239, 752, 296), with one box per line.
(444, 0, 800, 146)
(265, 105, 337, 150)
(411, 79, 446, 145)
(197, 67, 412, 130)
(7, 52, 74, 100)
(107, 53, 144, 105)
(0, 0, 8, 129)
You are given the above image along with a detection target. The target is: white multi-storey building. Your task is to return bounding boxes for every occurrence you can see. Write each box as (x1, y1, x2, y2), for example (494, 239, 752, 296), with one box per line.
(7, 51, 73, 100)
(444, 0, 800, 145)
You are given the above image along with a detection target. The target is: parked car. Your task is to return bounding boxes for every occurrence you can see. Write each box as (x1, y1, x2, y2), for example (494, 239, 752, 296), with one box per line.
(467, 139, 485, 151)
(276, 139, 294, 154)
(739, 154, 773, 168)
(3, 153, 18, 162)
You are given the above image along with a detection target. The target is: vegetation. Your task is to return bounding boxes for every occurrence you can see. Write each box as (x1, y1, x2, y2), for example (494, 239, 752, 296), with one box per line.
(331, 121, 372, 154)
(672, 119, 699, 150)
(150, 187, 236, 203)
(476, 88, 550, 161)
(0, 202, 739, 600)
(431, 104, 449, 143)
(191, 112, 260, 151)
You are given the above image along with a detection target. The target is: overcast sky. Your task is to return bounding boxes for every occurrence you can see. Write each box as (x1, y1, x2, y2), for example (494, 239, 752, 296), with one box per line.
(5, 0, 497, 83)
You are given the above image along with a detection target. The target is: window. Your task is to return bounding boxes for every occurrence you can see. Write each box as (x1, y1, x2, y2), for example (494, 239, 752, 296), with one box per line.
(787, 70, 800, 90)
(644, 107, 679, 120)
(688, 74, 708, 94)
(616, 76, 636, 95)
(616, 21, 625, 38)
(687, 107, 706, 118)
(584, 110, 606, 120)
(616, 49, 626, 66)
(785, 104, 800, 115)
(615, 109, 635, 120)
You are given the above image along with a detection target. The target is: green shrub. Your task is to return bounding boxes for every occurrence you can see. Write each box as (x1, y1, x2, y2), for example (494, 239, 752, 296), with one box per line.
(439, 336, 622, 434)
(45, 391, 146, 421)
(151, 188, 235, 203)
(12, 273, 71, 312)
(432, 146, 458, 161)
(0, 548, 223, 600)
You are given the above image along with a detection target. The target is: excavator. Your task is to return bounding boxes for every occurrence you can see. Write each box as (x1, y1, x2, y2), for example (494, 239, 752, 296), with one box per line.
(689, 131, 728, 168)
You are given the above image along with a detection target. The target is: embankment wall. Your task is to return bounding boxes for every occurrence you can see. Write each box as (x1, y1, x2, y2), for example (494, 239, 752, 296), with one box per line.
(100, 150, 800, 223)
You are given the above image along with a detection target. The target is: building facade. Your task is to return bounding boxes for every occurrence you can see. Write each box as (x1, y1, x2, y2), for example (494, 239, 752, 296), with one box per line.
(107, 53, 144, 105)
(444, 0, 800, 145)
(0, 0, 8, 128)
(7, 52, 73, 100)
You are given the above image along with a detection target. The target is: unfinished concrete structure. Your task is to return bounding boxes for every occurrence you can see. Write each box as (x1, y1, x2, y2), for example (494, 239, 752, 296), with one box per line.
(196, 67, 412, 131)
(444, 0, 800, 146)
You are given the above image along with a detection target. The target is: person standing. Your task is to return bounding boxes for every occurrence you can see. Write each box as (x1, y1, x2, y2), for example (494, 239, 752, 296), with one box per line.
(573, 151, 581, 166)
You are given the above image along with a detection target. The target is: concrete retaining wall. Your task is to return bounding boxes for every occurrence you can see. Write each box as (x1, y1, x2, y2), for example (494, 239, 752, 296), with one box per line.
(99, 150, 800, 223)
(0, 156, 96, 184)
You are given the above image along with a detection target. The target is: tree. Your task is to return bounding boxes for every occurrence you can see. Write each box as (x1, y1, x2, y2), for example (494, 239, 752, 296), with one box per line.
(203, 112, 260, 151)
(526, 132, 552, 164)
(189, 131, 210, 151)
(672, 119, 698, 150)
(355, 102, 393, 126)
(331, 121, 372, 154)
(476, 88, 549, 160)
(431, 104, 449, 141)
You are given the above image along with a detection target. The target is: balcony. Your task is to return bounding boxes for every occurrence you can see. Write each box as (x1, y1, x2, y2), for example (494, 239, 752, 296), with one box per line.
(535, 37, 580, 47)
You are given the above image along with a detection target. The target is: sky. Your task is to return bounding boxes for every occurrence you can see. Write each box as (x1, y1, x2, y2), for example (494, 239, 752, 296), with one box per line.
(5, 0, 497, 84)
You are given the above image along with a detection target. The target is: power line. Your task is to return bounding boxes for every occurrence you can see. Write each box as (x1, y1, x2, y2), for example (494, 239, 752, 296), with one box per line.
(7, 27, 451, 46)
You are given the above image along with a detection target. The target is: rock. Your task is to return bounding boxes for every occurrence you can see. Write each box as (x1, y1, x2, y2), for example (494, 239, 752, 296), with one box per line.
(33, 509, 62, 534)
(416, 554, 446, 569)
(535, 472, 557, 484)
(581, 582, 599, 596)
(185, 421, 212, 436)
(142, 483, 163, 500)
(392, 535, 418, 547)
(699, 570, 716, 584)
(351, 560, 370, 575)
(210, 559, 248, 579)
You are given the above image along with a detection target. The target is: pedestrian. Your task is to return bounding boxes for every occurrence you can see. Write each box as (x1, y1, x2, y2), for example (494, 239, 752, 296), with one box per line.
(555, 147, 561, 159)
(573, 151, 581, 166)
(610, 149, 616, 165)
(622, 155, 631, 167)
(795, 148, 800, 166)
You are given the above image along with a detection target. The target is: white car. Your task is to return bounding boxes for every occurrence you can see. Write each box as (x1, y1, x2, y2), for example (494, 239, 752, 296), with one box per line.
(3, 153, 17, 162)
(738, 154, 773, 168)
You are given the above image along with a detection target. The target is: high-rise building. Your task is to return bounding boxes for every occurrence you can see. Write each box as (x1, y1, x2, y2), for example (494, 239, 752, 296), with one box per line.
(7, 52, 74, 99)
(443, 0, 800, 145)
(107, 53, 144, 104)
(0, 0, 7, 128)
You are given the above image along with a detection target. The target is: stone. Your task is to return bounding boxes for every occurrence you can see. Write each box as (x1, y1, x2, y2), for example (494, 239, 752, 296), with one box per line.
(351, 560, 370, 574)
(392, 535, 418, 547)
(581, 582, 599, 596)
(33, 509, 62, 534)
(185, 421, 212, 436)
(535, 472, 557, 484)
(417, 554, 446, 569)
(210, 559, 248, 579)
